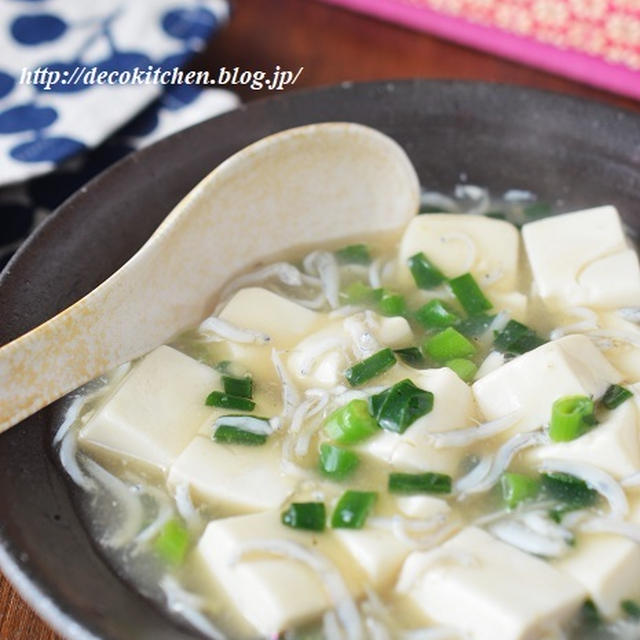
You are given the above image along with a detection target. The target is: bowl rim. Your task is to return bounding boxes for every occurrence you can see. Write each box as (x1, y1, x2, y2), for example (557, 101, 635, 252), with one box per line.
(1, 77, 640, 640)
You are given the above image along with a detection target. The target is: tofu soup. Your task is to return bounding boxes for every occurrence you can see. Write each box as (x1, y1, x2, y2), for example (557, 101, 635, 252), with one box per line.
(56, 199, 640, 640)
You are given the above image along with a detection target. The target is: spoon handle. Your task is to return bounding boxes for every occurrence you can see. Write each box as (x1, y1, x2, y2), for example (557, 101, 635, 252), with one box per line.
(0, 122, 419, 434)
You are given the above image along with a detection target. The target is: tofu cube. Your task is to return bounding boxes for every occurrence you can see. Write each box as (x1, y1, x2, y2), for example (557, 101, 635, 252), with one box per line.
(287, 312, 414, 389)
(593, 310, 640, 382)
(526, 400, 640, 479)
(365, 313, 414, 348)
(359, 367, 476, 475)
(397, 527, 586, 640)
(79, 346, 218, 474)
(219, 287, 322, 348)
(395, 495, 451, 520)
(472, 335, 621, 433)
(554, 499, 640, 618)
(333, 527, 412, 589)
(334, 495, 454, 589)
(195, 510, 363, 636)
(210, 287, 325, 381)
(490, 291, 528, 323)
(397, 214, 520, 292)
(287, 323, 350, 389)
(522, 206, 640, 310)
(168, 436, 296, 513)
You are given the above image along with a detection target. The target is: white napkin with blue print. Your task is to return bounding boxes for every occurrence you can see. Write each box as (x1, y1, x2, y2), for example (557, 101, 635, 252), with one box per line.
(0, 0, 234, 186)
(0, 0, 239, 270)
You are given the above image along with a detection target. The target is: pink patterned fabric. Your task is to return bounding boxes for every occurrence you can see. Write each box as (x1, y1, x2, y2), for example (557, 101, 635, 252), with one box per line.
(321, 0, 640, 100)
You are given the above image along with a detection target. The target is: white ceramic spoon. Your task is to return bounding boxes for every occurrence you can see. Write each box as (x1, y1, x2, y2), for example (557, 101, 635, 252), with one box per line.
(0, 122, 420, 434)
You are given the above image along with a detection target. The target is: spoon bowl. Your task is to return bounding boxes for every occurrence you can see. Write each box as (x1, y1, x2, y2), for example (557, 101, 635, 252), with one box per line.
(0, 122, 419, 434)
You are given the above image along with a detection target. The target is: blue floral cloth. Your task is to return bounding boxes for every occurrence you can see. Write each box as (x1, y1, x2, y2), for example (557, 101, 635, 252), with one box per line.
(0, 0, 239, 270)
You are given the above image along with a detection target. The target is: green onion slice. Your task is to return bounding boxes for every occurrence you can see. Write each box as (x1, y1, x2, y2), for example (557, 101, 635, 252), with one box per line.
(335, 243, 371, 265)
(319, 443, 359, 480)
(408, 252, 446, 289)
(456, 313, 495, 337)
(602, 384, 633, 410)
(445, 358, 477, 382)
(205, 391, 255, 411)
(388, 472, 452, 494)
(369, 379, 433, 434)
(342, 281, 380, 305)
(494, 320, 545, 355)
(331, 490, 377, 529)
(153, 519, 190, 565)
(281, 502, 326, 531)
(214, 414, 271, 434)
(222, 374, 253, 398)
(213, 425, 267, 445)
(542, 472, 599, 509)
(579, 600, 601, 628)
(415, 299, 460, 329)
(345, 348, 396, 386)
(523, 202, 552, 219)
(323, 399, 380, 444)
(500, 472, 540, 509)
(448, 273, 492, 314)
(377, 290, 407, 317)
(622, 600, 640, 620)
(422, 327, 476, 362)
(549, 395, 596, 442)
(394, 347, 428, 368)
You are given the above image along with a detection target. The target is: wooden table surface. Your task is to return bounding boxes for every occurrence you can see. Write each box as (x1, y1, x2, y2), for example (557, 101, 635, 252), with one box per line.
(1, 0, 639, 638)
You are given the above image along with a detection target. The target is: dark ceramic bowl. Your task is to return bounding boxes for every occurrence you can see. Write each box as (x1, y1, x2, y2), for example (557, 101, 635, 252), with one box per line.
(1, 80, 640, 640)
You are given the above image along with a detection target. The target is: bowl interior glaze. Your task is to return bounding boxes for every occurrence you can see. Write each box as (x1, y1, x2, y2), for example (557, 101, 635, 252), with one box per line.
(1, 80, 640, 640)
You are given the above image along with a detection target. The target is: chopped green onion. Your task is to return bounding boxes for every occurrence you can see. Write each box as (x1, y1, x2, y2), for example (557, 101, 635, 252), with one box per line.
(420, 205, 448, 214)
(342, 281, 378, 305)
(319, 443, 359, 480)
(214, 360, 247, 377)
(378, 290, 407, 317)
(388, 472, 452, 494)
(214, 414, 270, 433)
(415, 299, 460, 329)
(523, 202, 552, 219)
(153, 520, 190, 565)
(602, 384, 633, 410)
(422, 327, 476, 362)
(345, 348, 396, 387)
(214, 360, 232, 373)
(213, 425, 267, 445)
(331, 490, 377, 529)
(448, 273, 492, 315)
(323, 399, 380, 444)
(394, 347, 428, 368)
(205, 391, 255, 411)
(408, 252, 446, 289)
(549, 395, 596, 442)
(446, 358, 477, 382)
(621, 600, 640, 619)
(542, 472, 599, 509)
(369, 379, 433, 434)
(222, 374, 253, 398)
(335, 243, 371, 265)
(500, 472, 541, 509)
(580, 600, 601, 628)
(281, 502, 326, 531)
(456, 313, 495, 337)
(494, 320, 545, 355)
